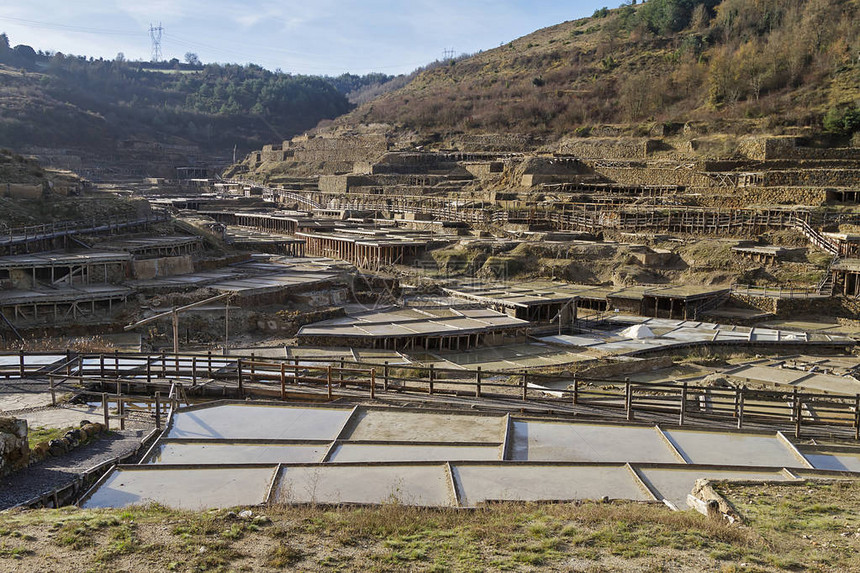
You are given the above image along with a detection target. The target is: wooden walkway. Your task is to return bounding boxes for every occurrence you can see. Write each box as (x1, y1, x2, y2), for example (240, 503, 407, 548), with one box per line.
(0, 212, 171, 255)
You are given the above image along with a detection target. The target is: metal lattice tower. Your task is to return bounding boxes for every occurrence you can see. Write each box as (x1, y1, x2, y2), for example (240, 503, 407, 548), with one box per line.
(443, 48, 455, 61)
(149, 23, 163, 62)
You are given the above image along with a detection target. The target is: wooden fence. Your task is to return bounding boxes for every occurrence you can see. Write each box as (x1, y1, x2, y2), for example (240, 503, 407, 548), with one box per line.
(3, 351, 858, 441)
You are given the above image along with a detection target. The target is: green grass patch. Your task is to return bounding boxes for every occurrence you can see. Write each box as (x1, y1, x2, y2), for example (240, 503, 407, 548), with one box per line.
(28, 425, 74, 448)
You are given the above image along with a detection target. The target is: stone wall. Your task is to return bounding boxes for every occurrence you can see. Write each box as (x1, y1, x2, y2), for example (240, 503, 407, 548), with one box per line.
(739, 136, 860, 161)
(132, 255, 194, 280)
(761, 170, 860, 187)
(454, 133, 541, 152)
(0, 417, 29, 477)
(731, 292, 857, 318)
(288, 134, 389, 164)
(590, 166, 714, 187)
(692, 187, 829, 208)
(558, 138, 657, 159)
(464, 162, 504, 179)
(4, 183, 43, 199)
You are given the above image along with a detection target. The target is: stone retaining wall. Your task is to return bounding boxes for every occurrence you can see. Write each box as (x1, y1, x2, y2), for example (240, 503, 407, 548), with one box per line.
(29, 422, 108, 464)
(761, 170, 860, 187)
(590, 166, 714, 187)
(558, 138, 657, 159)
(740, 137, 859, 161)
(0, 417, 29, 477)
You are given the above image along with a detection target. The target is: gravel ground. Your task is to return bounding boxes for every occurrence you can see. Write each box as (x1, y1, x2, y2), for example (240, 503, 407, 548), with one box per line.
(0, 427, 152, 510)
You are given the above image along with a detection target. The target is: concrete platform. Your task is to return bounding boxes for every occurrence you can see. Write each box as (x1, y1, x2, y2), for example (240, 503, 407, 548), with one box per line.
(344, 409, 505, 443)
(79, 402, 860, 511)
(148, 442, 328, 465)
(329, 444, 501, 463)
(510, 421, 680, 464)
(453, 464, 652, 507)
(82, 466, 276, 510)
(166, 404, 353, 441)
(637, 467, 790, 509)
(801, 449, 860, 472)
(663, 429, 806, 468)
(274, 464, 456, 506)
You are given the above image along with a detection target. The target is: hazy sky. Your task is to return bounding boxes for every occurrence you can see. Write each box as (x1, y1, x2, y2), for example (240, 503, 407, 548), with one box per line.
(0, 1, 609, 76)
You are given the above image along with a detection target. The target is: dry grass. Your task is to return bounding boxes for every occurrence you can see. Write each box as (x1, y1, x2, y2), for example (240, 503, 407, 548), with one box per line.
(1, 483, 858, 571)
(0, 500, 780, 572)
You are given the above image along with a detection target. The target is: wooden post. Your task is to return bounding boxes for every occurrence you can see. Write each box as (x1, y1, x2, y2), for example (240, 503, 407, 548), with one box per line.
(383, 361, 389, 391)
(18, 349, 24, 379)
(102, 392, 110, 431)
(114, 350, 120, 378)
(280, 363, 286, 401)
(192, 356, 197, 387)
(237, 358, 244, 398)
(250, 353, 256, 379)
(737, 386, 745, 430)
(119, 398, 125, 430)
(49, 376, 56, 406)
(521, 370, 528, 401)
(854, 394, 860, 441)
(795, 390, 802, 439)
(327, 365, 333, 400)
(625, 380, 633, 421)
(146, 358, 152, 384)
(370, 369, 376, 399)
(207, 350, 213, 376)
(154, 392, 161, 430)
(339, 357, 345, 387)
(161, 352, 166, 377)
(679, 382, 687, 426)
(428, 365, 434, 395)
(475, 366, 482, 398)
(733, 387, 741, 418)
(99, 353, 105, 377)
(572, 376, 579, 405)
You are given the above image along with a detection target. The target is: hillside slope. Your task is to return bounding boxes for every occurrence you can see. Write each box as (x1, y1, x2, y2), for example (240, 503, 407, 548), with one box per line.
(0, 35, 387, 159)
(340, 0, 860, 142)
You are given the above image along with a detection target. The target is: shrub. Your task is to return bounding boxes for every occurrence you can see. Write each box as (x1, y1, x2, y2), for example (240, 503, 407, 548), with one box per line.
(823, 106, 860, 137)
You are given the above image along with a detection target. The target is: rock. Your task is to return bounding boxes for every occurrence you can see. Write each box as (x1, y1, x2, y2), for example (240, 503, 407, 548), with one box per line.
(238, 510, 253, 520)
(0, 417, 28, 439)
(65, 429, 82, 446)
(252, 515, 271, 525)
(82, 423, 100, 437)
(79, 420, 92, 427)
(31, 442, 50, 460)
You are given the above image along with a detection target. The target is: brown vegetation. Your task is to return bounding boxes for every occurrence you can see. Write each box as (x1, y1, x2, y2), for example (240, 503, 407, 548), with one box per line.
(340, 0, 860, 141)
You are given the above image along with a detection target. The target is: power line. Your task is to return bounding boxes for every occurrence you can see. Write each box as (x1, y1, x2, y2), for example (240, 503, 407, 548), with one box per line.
(443, 48, 455, 60)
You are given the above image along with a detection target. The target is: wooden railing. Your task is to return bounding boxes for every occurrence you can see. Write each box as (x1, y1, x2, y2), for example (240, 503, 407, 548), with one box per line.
(3, 350, 857, 441)
(731, 283, 823, 299)
(0, 211, 171, 245)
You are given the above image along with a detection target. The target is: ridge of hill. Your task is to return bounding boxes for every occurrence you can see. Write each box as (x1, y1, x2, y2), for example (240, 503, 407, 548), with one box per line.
(335, 0, 860, 144)
(0, 34, 391, 161)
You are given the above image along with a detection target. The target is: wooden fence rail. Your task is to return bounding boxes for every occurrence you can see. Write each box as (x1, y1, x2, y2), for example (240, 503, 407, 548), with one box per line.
(3, 351, 859, 440)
